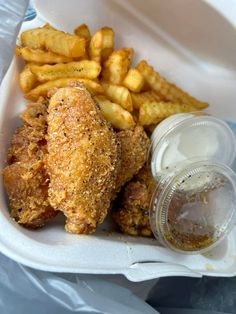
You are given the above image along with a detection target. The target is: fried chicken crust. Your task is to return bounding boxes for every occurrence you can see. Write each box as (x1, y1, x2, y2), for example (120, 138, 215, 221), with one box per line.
(3, 99, 56, 228)
(114, 125, 150, 194)
(47, 86, 120, 234)
(113, 167, 155, 237)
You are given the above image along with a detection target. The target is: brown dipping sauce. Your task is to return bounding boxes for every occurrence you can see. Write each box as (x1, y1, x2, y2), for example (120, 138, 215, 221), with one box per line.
(164, 190, 215, 251)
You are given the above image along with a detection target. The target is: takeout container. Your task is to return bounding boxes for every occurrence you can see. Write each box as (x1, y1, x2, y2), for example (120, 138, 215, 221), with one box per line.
(0, 0, 236, 281)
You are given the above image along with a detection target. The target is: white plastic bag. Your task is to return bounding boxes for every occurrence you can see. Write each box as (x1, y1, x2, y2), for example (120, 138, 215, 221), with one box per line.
(0, 253, 159, 314)
(0, 0, 28, 82)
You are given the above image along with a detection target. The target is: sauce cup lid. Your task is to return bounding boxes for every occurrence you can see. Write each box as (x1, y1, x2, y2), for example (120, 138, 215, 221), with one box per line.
(149, 115, 236, 178)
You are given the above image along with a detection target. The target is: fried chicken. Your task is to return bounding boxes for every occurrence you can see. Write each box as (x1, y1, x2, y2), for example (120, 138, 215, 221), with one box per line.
(3, 82, 149, 233)
(114, 125, 149, 194)
(3, 99, 57, 228)
(113, 166, 155, 237)
(47, 86, 120, 234)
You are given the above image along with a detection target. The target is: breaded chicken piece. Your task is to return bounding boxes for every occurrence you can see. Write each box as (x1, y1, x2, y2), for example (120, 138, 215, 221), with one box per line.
(7, 101, 48, 164)
(3, 99, 56, 228)
(47, 86, 120, 234)
(3, 160, 55, 227)
(113, 166, 155, 237)
(114, 125, 149, 194)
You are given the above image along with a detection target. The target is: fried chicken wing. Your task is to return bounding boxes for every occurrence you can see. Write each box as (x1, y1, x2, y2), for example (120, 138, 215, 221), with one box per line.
(3, 99, 56, 228)
(47, 86, 120, 234)
(113, 166, 155, 237)
(114, 125, 149, 194)
(7, 102, 47, 164)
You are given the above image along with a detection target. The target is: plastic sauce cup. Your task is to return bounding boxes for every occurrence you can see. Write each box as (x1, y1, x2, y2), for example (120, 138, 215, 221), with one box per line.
(148, 113, 236, 254)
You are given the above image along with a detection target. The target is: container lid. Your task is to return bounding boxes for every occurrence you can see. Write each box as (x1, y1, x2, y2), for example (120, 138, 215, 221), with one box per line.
(151, 161, 236, 254)
(150, 115, 236, 178)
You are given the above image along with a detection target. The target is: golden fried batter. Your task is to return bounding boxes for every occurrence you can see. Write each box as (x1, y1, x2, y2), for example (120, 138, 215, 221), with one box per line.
(114, 125, 149, 194)
(113, 167, 155, 237)
(3, 99, 56, 228)
(7, 101, 48, 164)
(47, 86, 120, 234)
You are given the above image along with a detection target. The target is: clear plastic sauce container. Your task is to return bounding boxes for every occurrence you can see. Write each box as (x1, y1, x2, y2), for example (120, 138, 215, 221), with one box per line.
(148, 112, 236, 254)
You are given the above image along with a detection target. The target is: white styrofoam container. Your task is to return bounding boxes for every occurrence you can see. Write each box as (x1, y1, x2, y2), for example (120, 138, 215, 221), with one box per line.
(0, 0, 236, 281)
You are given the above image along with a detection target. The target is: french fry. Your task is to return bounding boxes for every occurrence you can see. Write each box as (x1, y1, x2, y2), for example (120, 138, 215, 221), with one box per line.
(123, 68, 144, 93)
(15, 46, 73, 64)
(102, 48, 134, 84)
(18, 24, 209, 134)
(95, 96, 135, 130)
(73, 51, 89, 61)
(21, 26, 86, 58)
(141, 80, 151, 92)
(25, 78, 104, 101)
(61, 79, 104, 95)
(19, 65, 38, 93)
(74, 23, 91, 47)
(100, 28, 114, 62)
(81, 52, 89, 60)
(89, 27, 114, 63)
(144, 124, 160, 135)
(30, 60, 101, 82)
(102, 83, 133, 112)
(136, 60, 208, 110)
(131, 91, 161, 109)
(139, 101, 196, 125)
(131, 109, 139, 124)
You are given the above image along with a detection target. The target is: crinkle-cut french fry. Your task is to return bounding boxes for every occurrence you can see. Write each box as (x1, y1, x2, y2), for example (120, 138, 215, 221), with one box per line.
(81, 51, 89, 60)
(141, 80, 151, 92)
(19, 65, 38, 93)
(123, 68, 144, 93)
(25, 78, 104, 101)
(58, 79, 104, 96)
(15, 46, 73, 64)
(73, 51, 89, 61)
(136, 60, 208, 110)
(89, 27, 114, 63)
(130, 109, 139, 124)
(30, 60, 101, 82)
(95, 96, 135, 130)
(102, 83, 133, 112)
(21, 26, 86, 58)
(74, 23, 91, 47)
(100, 28, 114, 62)
(144, 123, 161, 135)
(102, 48, 134, 84)
(139, 101, 196, 125)
(131, 91, 161, 109)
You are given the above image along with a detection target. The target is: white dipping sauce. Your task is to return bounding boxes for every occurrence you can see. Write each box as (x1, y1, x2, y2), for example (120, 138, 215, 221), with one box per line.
(150, 113, 236, 185)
